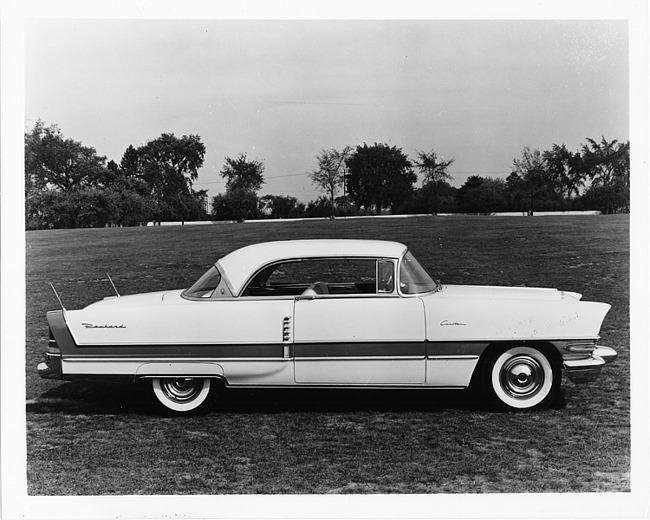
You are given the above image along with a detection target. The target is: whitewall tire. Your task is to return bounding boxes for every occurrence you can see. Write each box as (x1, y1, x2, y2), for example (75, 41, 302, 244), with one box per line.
(483, 346, 560, 411)
(150, 377, 218, 416)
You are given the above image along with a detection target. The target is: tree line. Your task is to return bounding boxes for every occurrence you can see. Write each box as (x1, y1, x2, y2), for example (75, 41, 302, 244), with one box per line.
(25, 120, 629, 229)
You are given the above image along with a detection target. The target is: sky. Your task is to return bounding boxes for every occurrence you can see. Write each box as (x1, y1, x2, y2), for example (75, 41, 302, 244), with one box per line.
(24, 18, 630, 203)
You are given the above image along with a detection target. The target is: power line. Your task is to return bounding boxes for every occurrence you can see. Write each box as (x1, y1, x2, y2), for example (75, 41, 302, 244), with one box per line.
(193, 180, 225, 185)
(194, 171, 310, 186)
(194, 170, 512, 186)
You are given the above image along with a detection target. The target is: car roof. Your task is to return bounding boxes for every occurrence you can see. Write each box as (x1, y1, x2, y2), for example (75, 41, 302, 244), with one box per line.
(217, 239, 408, 296)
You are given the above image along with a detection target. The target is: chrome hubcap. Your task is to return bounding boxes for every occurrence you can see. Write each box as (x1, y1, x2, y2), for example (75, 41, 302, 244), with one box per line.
(500, 356, 544, 399)
(160, 378, 203, 403)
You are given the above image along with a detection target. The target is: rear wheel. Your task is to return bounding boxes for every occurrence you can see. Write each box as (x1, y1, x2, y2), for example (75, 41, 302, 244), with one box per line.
(150, 377, 218, 416)
(481, 345, 560, 411)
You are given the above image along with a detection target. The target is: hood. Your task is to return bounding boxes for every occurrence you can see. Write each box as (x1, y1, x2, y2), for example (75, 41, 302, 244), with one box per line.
(436, 285, 582, 302)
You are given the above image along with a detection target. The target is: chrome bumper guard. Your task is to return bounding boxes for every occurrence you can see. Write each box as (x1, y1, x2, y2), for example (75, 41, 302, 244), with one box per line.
(37, 353, 63, 380)
(563, 345, 618, 384)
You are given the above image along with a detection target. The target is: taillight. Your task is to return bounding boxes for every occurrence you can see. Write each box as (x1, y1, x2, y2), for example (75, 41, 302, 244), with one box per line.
(47, 328, 61, 355)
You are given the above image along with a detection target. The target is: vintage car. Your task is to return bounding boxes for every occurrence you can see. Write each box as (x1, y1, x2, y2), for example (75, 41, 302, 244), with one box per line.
(38, 239, 617, 415)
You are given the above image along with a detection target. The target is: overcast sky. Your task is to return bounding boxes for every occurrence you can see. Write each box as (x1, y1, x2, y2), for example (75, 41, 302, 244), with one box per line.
(25, 19, 629, 203)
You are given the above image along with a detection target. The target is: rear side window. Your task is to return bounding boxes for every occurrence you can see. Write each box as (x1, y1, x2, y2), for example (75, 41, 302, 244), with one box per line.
(267, 258, 375, 286)
(183, 266, 222, 298)
(243, 258, 389, 297)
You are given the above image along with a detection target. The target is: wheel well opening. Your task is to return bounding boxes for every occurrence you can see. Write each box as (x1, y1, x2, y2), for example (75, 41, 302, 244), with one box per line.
(470, 341, 561, 388)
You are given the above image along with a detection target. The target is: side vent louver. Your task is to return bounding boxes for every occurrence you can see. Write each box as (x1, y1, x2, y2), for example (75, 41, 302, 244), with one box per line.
(282, 316, 292, 359)
(282, 316, 292, 343)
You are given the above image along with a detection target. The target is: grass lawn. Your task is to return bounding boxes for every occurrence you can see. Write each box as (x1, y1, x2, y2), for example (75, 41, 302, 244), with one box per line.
(25, 215, 630, 495)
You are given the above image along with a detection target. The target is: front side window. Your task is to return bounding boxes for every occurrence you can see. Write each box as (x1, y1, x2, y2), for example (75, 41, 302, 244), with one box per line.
(399, 251, 438, 294)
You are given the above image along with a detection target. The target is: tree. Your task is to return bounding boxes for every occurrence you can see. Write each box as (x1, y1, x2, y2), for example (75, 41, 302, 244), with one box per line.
(392, 181, 457, 215)
(305, 196, 332, 218)
(511, 147, 550, 215)
(504, 171, 525, 211)
(220, 153, 265, 193)
(212, 153, 266, 222)
(211, 189, 261, 222)
(103, 185, 154, 226)
(25, 120, 109, 193)
(582, 137, 630, 187)
(414, 150, 455, 214)
(259, 195, 306, 219)
(345, 143, 416, 215)
(138, 133, 205, 193)
(25, 185, 154, 230)
(120, 145, 143, 177)
(158, 190, 209, 223)
(118, 133, 206, 223)
(334, 195, 359, 217)
(581, 137, 629, 213)
(543, 144, 587, 199)
(457, 175, 483, 213)
(308, 146, 353, 218)
(457, 176, 507, 214)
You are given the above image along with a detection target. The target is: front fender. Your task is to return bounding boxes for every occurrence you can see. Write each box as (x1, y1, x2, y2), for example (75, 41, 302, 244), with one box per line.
(422, 294, 610, 341)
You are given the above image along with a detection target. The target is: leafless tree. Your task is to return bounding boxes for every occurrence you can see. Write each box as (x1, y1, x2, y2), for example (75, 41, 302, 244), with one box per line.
(308, 146, 353, 218)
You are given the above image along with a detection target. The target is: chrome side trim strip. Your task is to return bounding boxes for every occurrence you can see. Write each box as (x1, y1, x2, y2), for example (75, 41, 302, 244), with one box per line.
(295, 356, 425, 361)
(427, 355, 480, 360)
(64, 357, 285, 363)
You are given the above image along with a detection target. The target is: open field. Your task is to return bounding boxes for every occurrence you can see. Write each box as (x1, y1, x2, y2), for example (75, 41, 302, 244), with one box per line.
(25, 215, 630, 495)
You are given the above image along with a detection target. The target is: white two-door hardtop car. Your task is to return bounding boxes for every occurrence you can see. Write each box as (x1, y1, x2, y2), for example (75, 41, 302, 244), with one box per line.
(38, 239, 616, 415)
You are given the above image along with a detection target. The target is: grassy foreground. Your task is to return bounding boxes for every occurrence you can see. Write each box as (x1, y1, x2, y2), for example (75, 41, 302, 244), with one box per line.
(25, 215, 630, 494)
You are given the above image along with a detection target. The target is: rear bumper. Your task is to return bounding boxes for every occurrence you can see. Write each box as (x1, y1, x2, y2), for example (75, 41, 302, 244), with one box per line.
(37, 352, 63, 380)
(563, 345, 618, 384)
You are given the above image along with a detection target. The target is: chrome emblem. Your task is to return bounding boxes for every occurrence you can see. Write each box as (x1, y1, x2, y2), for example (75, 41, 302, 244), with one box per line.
(81, 323, 126, 329)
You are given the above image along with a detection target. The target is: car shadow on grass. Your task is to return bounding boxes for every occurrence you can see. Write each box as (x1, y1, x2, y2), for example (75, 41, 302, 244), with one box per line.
(216, 387, 567, 413)
(217, 387, 483, 413)
(27, 382, 155, 416)
(26, 381, 566, 416)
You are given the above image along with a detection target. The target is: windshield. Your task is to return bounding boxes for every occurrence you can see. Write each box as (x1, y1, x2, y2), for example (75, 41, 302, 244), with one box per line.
(399, 251, 438, 294)
(183, 266, 222, 298)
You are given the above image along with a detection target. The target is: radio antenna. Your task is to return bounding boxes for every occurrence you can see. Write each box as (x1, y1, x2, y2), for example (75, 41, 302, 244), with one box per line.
(49, 283, 67, 312)
(106, 272, 120, 297)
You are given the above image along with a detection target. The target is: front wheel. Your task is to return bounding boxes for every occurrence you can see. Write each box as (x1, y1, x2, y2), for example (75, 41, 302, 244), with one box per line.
(150, 377, 219, 416)
(481, 346, 560, 411)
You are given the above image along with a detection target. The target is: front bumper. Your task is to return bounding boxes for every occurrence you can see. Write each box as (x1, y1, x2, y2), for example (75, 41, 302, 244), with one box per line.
(563, 345, 618, 384)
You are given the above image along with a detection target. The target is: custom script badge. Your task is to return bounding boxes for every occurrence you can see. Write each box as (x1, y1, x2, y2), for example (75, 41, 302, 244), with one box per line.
(81, 323, 126, 329)
(440, 320, 467, 326)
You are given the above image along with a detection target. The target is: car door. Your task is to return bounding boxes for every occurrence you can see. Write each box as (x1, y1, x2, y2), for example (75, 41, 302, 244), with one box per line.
(293, 259, 426, 385)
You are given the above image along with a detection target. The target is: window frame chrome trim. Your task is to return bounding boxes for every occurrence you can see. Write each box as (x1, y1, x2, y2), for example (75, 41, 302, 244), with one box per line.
(237, 255, 401, 299)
